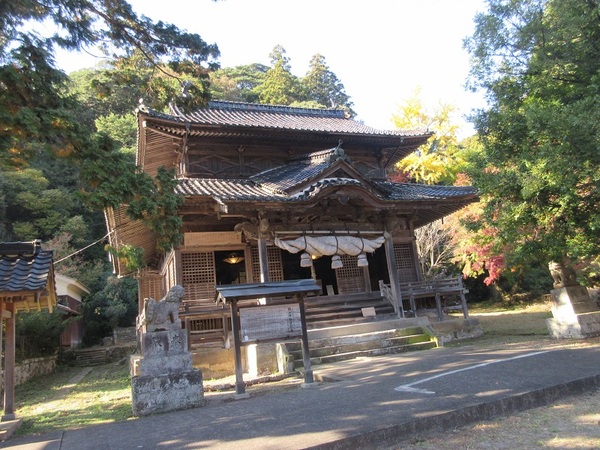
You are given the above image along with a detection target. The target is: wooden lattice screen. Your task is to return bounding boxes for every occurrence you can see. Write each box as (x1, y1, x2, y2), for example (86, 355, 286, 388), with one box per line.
(393, 243, 419, 283)
(163, 251, 177, 291)
(137, 270, 164, 313)
(335, 255, 366, 294)
(181, 251, 216, 303)
(251, 245, 283, 282)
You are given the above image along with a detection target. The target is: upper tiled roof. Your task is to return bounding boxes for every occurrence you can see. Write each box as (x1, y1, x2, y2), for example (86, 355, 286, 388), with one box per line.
(142, 101, 429, 138)
(0, 241, 54, 293)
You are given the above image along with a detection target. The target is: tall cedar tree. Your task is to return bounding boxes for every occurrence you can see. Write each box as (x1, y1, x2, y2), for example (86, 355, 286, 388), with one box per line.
(464, 0, 600, 278)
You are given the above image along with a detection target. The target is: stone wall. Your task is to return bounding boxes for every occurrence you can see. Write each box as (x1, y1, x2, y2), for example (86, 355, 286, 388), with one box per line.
(1, 356, 58, 389)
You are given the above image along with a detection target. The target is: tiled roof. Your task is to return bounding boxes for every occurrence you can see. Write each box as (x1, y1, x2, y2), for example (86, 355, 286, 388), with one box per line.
(0, 241, 54, 293)
(251, 147, 341, 193)
(175, 178, 288, 201)
(374, 181, 478, 200)
(177, 176, 476, 204)
(142, 101, 429, 138)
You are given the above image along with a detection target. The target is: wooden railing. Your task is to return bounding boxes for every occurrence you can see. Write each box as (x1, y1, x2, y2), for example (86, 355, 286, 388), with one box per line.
(380, 276, 469, 322)
(378, 280, 399, 316)
(399, 276, 468, 321)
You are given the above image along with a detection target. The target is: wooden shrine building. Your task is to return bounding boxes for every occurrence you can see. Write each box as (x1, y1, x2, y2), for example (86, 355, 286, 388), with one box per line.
(106, 101, 477, 354)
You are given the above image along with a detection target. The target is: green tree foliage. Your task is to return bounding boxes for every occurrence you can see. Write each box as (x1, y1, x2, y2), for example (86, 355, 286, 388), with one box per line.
(257, 45, 304, 105)
(82, 276, 138, 346)
(303, 54, 355, 117)
(210, 63, 269, 103)
(464, 0, 600, 279)
(16, 310, 68, 360)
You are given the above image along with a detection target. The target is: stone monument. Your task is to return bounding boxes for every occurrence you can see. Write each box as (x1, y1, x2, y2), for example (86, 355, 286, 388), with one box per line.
(546, 262, 600, 339)
(131, 285, 204, 416)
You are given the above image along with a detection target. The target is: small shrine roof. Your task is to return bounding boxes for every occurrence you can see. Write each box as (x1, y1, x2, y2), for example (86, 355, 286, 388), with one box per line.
(0, 241, 54, 293)
(0, 240, 57, 313)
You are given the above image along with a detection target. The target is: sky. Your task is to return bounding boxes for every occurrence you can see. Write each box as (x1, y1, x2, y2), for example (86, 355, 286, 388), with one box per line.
(57, 0, 488, 138)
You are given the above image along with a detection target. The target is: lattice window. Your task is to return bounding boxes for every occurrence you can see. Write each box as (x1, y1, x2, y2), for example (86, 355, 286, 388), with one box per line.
(251, 245, 283, 282)
(137, 270, 164, 313)
(394, 243, 418, 283)
(163, 251, 177, 291)
(181, 251, 216, 302)
(336, 255, 366, 294)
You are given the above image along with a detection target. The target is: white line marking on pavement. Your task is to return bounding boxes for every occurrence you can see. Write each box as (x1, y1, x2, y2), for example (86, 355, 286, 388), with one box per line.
(394, 350, 550, 395)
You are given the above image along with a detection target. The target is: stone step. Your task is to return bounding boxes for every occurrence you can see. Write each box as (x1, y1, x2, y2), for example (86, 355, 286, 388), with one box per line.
(286, 323, 438, 370)
(294, 341, 438, 368)
(305, 293, 395, 328)
(73, 348, 108, 366)
(288, 333, 432, 360)
(306, 306, 395, 323)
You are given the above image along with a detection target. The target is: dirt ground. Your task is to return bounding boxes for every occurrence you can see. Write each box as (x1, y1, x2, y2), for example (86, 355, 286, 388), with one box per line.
(396, 386, 600, 450)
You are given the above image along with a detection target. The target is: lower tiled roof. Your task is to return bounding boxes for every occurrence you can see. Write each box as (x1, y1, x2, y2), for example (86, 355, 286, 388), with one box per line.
(176, 177, 476, 204)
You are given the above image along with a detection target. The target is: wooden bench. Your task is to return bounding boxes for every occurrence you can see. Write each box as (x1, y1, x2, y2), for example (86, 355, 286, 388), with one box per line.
(398, 276, 469, 322)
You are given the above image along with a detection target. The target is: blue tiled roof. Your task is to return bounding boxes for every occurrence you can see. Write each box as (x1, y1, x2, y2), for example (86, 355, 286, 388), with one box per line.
(0, 241, 54, 293)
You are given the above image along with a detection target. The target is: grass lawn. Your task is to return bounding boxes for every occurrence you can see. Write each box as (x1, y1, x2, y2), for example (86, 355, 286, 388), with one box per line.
(11, 361, 133, 436)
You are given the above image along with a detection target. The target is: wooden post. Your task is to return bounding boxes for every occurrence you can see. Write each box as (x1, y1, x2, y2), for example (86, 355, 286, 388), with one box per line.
(2, 302, 16, 421)
(459, 276, 469, 319)
(435, 292, 443, 322)
(229, 300, 247, 397)
(383, 231, 404, 318)
(257, 235, 270, 283)
(296, 294, 313, 384)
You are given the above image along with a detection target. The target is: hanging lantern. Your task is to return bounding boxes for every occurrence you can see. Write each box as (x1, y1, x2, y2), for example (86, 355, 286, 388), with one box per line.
(357, 252, 368, 267)
(300, 252, 312, 267)
(331, 255, 343, 269)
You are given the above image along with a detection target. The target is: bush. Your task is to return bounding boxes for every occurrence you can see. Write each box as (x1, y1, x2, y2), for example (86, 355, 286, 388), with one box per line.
(82, 275, 138, 346)
(15, 310, 69, 361)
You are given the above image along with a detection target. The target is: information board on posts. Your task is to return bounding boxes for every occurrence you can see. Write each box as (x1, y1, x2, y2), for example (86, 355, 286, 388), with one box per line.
(240, 304, 302, 343)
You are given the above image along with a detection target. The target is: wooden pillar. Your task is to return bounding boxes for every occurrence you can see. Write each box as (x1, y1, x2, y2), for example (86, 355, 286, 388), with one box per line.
(408, 220, 423, 281)
(257, 235, 270, 283)
(383, 231, 404, 318)
(229, 300, 247, 397)
(362, 266, 372, 293)
(2, 302, 16, 421)
(296, 294, 313, 384)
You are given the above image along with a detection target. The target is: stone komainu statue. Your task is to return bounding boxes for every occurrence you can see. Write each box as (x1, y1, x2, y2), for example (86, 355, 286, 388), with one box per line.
(548, 262, 579, 289)
(139, 285, 184, 332)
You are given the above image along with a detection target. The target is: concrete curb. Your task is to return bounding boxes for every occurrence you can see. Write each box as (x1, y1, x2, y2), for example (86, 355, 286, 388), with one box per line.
(308, 373, 600, 450)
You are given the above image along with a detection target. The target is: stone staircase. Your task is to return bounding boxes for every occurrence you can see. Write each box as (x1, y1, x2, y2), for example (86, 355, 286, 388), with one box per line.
(304, 292, 396, 327)
(72, 348, 109, 366)
(281, 319, 438, 371)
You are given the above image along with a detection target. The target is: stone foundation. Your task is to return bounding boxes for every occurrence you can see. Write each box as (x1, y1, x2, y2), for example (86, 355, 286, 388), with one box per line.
(131, 328, 204, 416)
(547, 286, 600, 339)
(429, 318, 483, 345)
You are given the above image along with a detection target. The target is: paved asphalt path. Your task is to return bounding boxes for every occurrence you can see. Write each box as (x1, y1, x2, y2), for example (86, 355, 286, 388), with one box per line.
(2, 342, 600, 449)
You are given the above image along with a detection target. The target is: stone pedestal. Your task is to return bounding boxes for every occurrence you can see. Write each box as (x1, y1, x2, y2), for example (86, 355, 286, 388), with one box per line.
(131, 329, 204, 416)
(546, 285, 600, 339)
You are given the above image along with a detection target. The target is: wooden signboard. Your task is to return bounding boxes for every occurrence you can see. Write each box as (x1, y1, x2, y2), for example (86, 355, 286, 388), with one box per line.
(240, 304, 301, 343)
